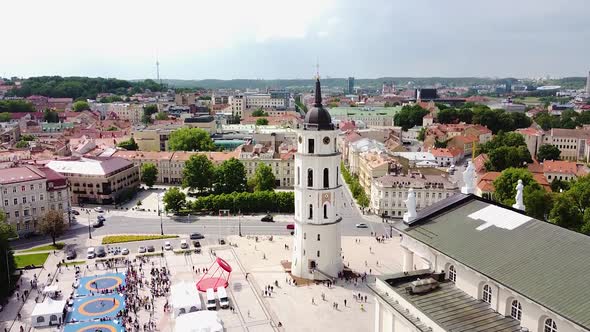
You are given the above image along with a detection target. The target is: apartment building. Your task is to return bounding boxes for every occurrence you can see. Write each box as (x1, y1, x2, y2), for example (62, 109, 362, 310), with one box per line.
(0, 165, 69, 235)
(328, 107, 400, 127)
(518, 127, 590, 161)
(174, 92, 196, 106)
(47, 157, 139, 205)
(132, 124, 183, 151)
(108, 103, 144, 124)
(542, 159, 587, 182)
(358, 151, 400, 195)
(430, 147, 464, 167)
(229, 91, 290, 117)
(238, 143, 296, 188)
(370, 173, 458, 217)
(0, 122, 20, 145)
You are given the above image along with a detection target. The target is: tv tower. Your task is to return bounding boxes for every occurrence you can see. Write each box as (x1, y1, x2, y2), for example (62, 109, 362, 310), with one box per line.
(156, 57, 161, 85)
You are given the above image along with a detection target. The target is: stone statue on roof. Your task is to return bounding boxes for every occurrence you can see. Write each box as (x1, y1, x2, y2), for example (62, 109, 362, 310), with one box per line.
(461, 161, 475, 194)
(403, 188, 417, 222)
(512, 179, 525, 211)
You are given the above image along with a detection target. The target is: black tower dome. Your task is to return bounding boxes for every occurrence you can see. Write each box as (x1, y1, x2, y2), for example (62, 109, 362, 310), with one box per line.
(304, 78, 334, 131)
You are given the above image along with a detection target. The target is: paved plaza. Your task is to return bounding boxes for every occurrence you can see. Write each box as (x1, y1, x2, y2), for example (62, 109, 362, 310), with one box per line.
(1, 230, 404, 332)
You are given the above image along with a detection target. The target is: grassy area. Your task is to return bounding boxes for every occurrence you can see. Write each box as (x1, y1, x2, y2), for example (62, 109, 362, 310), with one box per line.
(102, 234, 178, 244)
(20, 242, 65, 253)
(60, 260, 86, 267)
(15, 253, 49, 269)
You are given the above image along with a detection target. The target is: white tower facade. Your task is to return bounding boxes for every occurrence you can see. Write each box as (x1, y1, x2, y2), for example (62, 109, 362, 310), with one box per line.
(291, 79, 343, 280)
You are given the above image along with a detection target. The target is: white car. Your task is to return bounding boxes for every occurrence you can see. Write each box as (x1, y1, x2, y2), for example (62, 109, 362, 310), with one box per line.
(121, 248, 129, 255)
(87, 247, 96, 259)
(180, 240, 189, 249)
(94, 207, 104, 213)
(164, 241, 172, 250)
(138, 246, 146, 253)
(355, 223, 368, 228)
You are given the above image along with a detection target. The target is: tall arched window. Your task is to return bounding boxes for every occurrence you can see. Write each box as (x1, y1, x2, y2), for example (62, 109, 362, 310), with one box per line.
(323, 204, 328, 219)
(336, 167, 339, 185)
(323, 168, 329, 188)
(448, 265, 456, 282)
(482, 284, 492, 304)
(544, 318, 557, 332)
(510, 300, 522, 321)
(307, 169, 313, 187)
(317, 234, 320, 241)
(308, 204, 313, 219)
(297, 167, 300, 185)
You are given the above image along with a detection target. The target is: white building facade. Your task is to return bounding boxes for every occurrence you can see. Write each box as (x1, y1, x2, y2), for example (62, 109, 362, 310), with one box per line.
(291, 79, 343, 280)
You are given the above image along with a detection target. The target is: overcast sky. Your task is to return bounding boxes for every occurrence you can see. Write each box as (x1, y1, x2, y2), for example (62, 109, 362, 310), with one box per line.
(2, 0, 589, 80)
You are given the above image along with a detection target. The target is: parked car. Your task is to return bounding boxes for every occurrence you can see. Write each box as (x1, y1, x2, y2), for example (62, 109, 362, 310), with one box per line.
(180, 240, 189, 249)
(92, 220, 104, 228)
(66, 250, 77, 260)
(71, 210, 80, 216)
(261, 214, 274, 222)
(121, 248, 129, 255)
(87, 247, 96, 259)
(138, 246, 146, 253)
(286, 223, 295, 230)
(97, 215, 106, 221)
(147, 245, 155, 252)
(164, 241, 172, 251)
(355, 223, 368, 228)
(96, 246, 106, 257)
(190, 233, 205, 240)
(193, 241, 201, 248)
(218, 239, 226, 245)
(94, 207, 104, 213)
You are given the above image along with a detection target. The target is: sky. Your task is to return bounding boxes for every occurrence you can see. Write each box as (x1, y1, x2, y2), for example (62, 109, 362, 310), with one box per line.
(2, 0, 590, 80)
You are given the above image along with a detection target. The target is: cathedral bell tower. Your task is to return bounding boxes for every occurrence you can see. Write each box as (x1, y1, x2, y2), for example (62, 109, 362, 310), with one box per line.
(291, 78, 343, 280)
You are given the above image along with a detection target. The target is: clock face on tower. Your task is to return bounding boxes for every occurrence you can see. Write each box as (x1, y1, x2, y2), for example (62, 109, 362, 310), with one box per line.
(323, 136, 330, 145)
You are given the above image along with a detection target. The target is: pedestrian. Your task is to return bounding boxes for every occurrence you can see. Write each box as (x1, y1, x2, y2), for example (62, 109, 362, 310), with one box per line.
(312, 297, 315, 305)
(344, 299, 347, 307)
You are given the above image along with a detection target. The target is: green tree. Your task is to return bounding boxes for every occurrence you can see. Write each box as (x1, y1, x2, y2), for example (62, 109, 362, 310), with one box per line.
(549, 175, 590, 233)
(250, 163, 276, 191)
(163, 187, 186, 213)
(251, 108, 269, 117)
(550, 178, 571, 192)
(72, 100, 90, 112)
(417, 127, 426, 141)
(0, 212, 16, 299)
(43, 109, 59, 123)
(15, 140, 29, 148)
(492, 168, 541, 206)
(256, 118, 269, 126)
(155, 112, 168, 120)
(525, 189, 554, 220)
(21, 134, 36, 141)
(117, 137, 138, 151)
(142, 104, 158, 124)
(537, 144, 561, 161)
(140, 163, 158, 188)
(393, 105, 429, 130)
(0, 112, 12, 122)
(215, 158, 247, 194)
(182, 154, 214, 193)
(38, 210, 67, 245)
(0, 100, 35, 113)
(168, 127, 215, 152)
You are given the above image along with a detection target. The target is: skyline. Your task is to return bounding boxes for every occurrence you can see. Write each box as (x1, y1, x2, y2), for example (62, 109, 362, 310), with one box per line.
(2, 0, 590, 80)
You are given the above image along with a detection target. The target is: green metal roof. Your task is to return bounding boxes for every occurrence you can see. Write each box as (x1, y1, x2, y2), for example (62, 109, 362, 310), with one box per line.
(400, 195, 590, 330)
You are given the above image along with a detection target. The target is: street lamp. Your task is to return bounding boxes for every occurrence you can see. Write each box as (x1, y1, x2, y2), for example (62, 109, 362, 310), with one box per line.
(87, 214, 92, 239)
(238, 210, 242, 237)
(158, 192, 164, 235)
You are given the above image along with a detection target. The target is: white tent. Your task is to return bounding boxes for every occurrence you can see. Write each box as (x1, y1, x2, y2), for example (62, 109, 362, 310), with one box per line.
(171, 281, 202, 318)
(175, 311, 223, 332)
(31, 299, 66, 327)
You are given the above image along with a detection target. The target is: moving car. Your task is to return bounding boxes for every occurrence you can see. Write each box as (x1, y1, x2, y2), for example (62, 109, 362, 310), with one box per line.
(121, 248, 129, 255)
(164, 241, 172, 251)
(218, 239, 226, 245)
(193, 241, 201, 248)
(97, 215, 106, 221)
(190, 233, 205, 240)
(94, 207, 104, 213)
(96, 246, 106, 257)
(147, 245, 155, 252)
(66, 250, 77, 260)
(355, 223, 368, 228)
(138, 246, 146, 253)
(217, 287, 230, 309)
(286, 223, 295, 230)
(87, 247, 96, 259)
(92, 220, 104, 228)
(180, 240, 189, 249)
(71, 210, 80, 215)
(261, 214, 274, 222)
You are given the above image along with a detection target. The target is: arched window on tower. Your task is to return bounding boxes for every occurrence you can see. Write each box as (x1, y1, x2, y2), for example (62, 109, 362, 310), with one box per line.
(323, 204, 328, 219)
(308, 204, 313, 219)
(307, 169, 313, 187)
(336, 167, 339, 185)
(323, 168, 329, 188)
(297, 167, 300, 185)
(308, 139, 315, 154)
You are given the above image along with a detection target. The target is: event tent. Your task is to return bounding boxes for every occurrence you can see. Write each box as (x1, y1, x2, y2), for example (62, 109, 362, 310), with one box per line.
(171, 281, 202, 318)
(175, 311, 223, 332)
(31, 299, 66, 327)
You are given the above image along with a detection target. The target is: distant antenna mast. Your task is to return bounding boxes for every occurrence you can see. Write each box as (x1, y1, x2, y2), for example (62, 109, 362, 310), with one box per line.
(315, 57, 320, 79)
(156, 56, 161, 85)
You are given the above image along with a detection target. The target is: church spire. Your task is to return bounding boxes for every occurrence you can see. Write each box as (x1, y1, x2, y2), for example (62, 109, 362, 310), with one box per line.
(314, 78, 323, 107)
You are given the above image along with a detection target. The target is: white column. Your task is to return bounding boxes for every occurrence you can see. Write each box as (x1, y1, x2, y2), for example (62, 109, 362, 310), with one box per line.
(374, 299, 381, 332)
(402, 247, 414, 272)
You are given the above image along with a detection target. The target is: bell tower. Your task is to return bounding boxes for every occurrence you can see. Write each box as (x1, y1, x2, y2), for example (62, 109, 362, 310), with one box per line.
(291, 78, 343, 280)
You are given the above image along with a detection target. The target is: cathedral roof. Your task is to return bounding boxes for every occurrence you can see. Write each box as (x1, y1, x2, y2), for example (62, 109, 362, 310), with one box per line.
(304, 78, 334, 131)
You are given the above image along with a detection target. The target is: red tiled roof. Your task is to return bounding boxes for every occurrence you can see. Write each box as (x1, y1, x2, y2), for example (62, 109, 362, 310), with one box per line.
(0, 165, 45, 184)
(477, 171, 501, 192)
(431, 147, 463, 158)
(543, 160, 578, 175)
